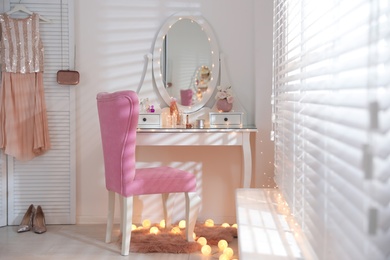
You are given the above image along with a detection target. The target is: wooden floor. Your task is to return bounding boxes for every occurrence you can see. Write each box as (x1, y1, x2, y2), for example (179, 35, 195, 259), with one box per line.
(0, 223, 238, 260)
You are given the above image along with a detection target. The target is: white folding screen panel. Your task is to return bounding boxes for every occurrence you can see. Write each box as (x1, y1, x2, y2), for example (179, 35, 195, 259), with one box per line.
(1, 0, 76, 225)
(0, 152, 5, 227)
(273, 0, 390, 259)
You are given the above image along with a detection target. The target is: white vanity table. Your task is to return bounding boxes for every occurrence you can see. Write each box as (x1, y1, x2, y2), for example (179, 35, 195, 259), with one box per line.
(136, 126, 257, 188)
(136, 12, 257, 189)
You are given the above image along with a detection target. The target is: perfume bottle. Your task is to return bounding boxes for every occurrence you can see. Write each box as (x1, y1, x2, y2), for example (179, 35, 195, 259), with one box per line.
(170, 98, 181, 125)
(186, 115, 192, 129)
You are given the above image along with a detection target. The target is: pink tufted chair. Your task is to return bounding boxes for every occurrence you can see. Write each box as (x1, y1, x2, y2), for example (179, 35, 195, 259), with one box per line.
(96, 90, 201, 255)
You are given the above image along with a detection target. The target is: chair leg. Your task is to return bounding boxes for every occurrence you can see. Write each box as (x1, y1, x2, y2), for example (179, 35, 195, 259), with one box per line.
(119, 196, 123, 235)
(105, 191, 115, 243)
(185, 192, 201, 242)
(121, 196, 133, 256)
(161, 193, 172, 228)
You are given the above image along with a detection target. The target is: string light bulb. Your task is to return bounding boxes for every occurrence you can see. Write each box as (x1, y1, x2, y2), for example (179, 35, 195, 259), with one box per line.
(221, 223, 230, 228)
(219, 254, 229, 260)
(218, 239, 228, 251)
(142, 219, 151, 228)
(159, 219, 165, 228)
(171, 226, 181, 234)
(197, 236, 207, 246)
(205, 218, 214, 227)
(149, 226, 159, 235)
(201, 245, 211, 256)
(224, 247, 234, 258)
(178, 220, 186, 229)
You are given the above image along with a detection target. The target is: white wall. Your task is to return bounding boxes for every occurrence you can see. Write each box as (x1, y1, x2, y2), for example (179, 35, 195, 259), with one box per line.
(74, 0, 274, 224)
(254, 1, 275, 188)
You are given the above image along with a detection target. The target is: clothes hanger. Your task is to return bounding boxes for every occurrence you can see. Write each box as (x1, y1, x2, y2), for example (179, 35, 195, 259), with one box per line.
(6, 3, 51, 23)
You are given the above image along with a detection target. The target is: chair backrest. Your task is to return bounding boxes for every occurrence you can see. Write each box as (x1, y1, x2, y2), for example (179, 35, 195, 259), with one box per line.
(96, 90, 139, 196)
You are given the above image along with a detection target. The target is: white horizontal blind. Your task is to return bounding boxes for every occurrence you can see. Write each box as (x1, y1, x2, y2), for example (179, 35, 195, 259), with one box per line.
(4, 0, 76, 225)
(273, 0, 390, 259)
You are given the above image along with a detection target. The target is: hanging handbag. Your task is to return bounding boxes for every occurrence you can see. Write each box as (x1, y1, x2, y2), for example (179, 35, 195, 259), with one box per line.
(56, 1, 79, 86)
(57, 70, 79, 85)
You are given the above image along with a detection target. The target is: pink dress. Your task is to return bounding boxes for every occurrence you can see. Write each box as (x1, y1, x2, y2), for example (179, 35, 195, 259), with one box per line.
(0, 13, 50, 161)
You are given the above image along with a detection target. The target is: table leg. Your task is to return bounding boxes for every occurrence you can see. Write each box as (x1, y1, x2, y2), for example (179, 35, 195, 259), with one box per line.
(242, 132, 252, 188)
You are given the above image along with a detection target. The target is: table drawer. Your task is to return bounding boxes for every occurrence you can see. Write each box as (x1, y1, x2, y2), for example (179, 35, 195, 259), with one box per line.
(138, 113, 161, 128)
(209, 112, 243, 127)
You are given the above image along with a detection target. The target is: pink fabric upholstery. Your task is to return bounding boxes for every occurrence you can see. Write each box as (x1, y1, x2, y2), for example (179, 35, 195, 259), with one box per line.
(96, 90, 196, 197)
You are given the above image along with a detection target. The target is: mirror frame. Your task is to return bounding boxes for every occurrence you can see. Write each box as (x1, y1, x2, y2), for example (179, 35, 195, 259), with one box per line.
(152, 12, 220, 113)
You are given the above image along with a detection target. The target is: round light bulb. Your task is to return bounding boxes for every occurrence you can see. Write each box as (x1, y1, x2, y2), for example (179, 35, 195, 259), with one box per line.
(149, 226, 159, 234)
(218, 239, 228, 251)
(193, 232, 197, 240)
(205, 218, 214, 227)
(142, 219, 151, 228)
(159, 219, 165, 228)
(131, 224, 137, 231)
(201, 245, 211, 256)
(219, 254, 229, 260)
(179, 220, 186, 229)
(224, 247, 234, 258)
(221, 222, 230, 228)
(232, 223, 238, 229)
(197, 236, 207, 246)
(171, 226, 181, 234)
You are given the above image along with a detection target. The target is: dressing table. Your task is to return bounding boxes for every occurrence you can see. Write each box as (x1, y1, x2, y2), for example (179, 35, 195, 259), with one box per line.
(136, 126, 256, 188)
(136, 12, 257, 188)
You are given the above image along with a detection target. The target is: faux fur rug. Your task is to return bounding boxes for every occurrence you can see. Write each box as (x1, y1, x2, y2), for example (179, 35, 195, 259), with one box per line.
(123, 223, 238, 254)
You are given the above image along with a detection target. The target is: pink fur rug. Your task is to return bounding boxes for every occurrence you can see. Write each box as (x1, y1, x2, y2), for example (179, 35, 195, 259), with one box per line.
(124, 223, 237, 254)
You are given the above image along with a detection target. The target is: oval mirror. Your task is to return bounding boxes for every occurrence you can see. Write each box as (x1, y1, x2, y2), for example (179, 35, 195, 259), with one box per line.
(152, 13, 219, 113)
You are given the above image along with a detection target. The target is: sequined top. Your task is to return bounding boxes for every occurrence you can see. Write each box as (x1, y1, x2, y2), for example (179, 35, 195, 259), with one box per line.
(0, 13, 44, 73)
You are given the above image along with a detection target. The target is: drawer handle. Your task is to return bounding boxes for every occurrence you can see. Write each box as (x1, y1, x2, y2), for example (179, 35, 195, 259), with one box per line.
(143, 118, 147, 122)
(224, 117, 228, 122)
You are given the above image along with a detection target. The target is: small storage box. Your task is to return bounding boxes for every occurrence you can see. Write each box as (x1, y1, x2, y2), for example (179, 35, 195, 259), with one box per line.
(209, 112, 243, 128)
(138, 113, 161, 128)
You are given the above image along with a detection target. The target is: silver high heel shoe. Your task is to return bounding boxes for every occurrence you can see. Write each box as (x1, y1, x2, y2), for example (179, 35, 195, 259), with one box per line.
(33, 205, 47, 234)
(17, 204, 35, 233)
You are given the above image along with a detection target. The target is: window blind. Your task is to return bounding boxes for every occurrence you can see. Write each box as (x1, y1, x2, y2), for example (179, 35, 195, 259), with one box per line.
(272, 0, 390, 259)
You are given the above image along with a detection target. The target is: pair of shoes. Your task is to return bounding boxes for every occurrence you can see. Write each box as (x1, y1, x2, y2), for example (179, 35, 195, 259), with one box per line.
(17, 204, 47, 234)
